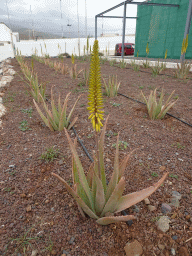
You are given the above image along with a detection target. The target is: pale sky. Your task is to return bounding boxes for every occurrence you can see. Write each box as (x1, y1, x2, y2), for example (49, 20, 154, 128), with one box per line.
(1, 0, 146, 37)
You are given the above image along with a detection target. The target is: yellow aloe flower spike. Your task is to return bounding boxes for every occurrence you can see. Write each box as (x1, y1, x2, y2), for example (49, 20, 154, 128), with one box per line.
(164, 49, 168, 59)
(146, 43, 149, 56)
(71, 53, 75, 64)
(87, 40, 104, 132)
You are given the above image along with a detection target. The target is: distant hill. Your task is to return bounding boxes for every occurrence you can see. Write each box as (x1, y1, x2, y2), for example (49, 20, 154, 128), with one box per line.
(10, 24, 62, 40)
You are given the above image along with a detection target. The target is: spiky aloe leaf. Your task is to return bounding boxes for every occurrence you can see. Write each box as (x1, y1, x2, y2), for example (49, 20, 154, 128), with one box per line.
(51, 173, 98, 219)
(119, 149, 136, 180)
(33, 98, 54, 131)
(66, 94, 81, 124)
(50, 89, 60, 126)
(58, 93, 69, 130)
(71, 138, 91, 208)
(65, 129, 95, 213)
(86, 162, 94, 188)
(105, 134, 120, 201)
(68, 117, 78, 130)
(96, 214, 136, 225)
(115, 173, 168, 214)
(157, 91, 178, 119)
(101, 177, 125, 217)
(94, 174, 105, 214)
(158, 100, 178, 119)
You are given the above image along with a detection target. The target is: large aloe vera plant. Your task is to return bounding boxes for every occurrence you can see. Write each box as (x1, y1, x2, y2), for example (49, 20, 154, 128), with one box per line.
(33, 88, 80, 131)
(52, 117, 168, 225)
(52, 40, 168, 225)
(141, 88, 178, 120)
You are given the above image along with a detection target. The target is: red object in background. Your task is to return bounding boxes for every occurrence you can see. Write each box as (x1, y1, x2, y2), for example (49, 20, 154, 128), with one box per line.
(115, 43, 135, 56)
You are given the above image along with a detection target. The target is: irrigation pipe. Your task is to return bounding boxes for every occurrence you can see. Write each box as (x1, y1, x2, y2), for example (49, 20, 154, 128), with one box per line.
(117, 92, 192, 128)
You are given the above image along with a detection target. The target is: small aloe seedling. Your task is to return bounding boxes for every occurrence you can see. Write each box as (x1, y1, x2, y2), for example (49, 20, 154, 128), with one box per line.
(103, 75, 120, 97)
(52, 40, 168, 226)
(151, 60, 165, 77)
(33, 88, 81, 131)
(141, 88, 178, 120)
(70, 54, 83, 79)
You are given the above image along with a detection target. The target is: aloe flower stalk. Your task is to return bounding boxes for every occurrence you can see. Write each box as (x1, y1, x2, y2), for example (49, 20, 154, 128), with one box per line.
(181, 34, 188, 55)
(87, 40, 104, 132)
(71, 53, 75, 64)
(52, 40, 168, 225)
(146, 42, 149, 56)
(164, 49, 168, 59)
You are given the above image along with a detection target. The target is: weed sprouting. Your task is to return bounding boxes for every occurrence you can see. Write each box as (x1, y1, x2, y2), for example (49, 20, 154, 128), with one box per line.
(19, 120, 31, 132)
(40, 147, 59, 162)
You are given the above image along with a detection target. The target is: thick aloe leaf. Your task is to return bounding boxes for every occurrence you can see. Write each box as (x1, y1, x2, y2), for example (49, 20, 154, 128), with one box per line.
(65, 129, 95, 212)
(33, 99, 54, 131)
(39, 93, 58, 130)
(101, 177, 125, 217)
(50, 89, 60, 125)
(96, 214, 136, 225)
(58, 96, 62, 115)
(158, 100, 178, 119)
(86, 162, 94, 188)
(164, 90, 175, 107)
(66, 94, 81, 124)
(52, 173, 98, 219)
(58, 93, 69, 131)
(119, 149, 136, 180)
(91, 172, 97, 207)
(71, 141, 91, 210)
(95, 174, 105, 215)
(114, 133, 120, 184)
(105, 134, 120, 201)
(141, 91, 148, 105)
(105, 171, 115, 202)
(68, 117, 78, 130)
(115, 173, 168, 213)
(74, 184, 86, 218)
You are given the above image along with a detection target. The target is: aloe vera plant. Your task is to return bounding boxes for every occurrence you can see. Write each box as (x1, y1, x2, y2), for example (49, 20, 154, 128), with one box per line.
(175, 61, 191, 79)
(33, 89, 80, 131)
(141, 88, 178, 120)
(52, 40, 168, 225)
(103, 75, 120, 97)
(52, 117, 168, 225)
(17, 57, 46, 102)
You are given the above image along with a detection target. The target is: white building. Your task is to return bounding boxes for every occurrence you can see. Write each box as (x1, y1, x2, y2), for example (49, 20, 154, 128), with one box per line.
(0, 23, 18, 61)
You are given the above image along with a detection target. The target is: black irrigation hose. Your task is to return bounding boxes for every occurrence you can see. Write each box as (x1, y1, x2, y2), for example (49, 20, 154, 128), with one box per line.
(117, 92, 192, 128)
(71, 125, 94, 162)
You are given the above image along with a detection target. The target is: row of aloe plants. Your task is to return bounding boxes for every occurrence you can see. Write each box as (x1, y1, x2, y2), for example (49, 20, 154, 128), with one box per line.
(31, 48, 178, 121)
(15, 41, 169, 226)
(134, 37, 191, 79)
(16, 53, 80, 131)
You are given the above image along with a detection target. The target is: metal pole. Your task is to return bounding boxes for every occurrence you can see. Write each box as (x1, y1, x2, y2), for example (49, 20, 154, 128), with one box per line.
(85, 0, 87, 37)
(180, 0, 192, 62)
(95, 16, 97, 40)
(121, 1, 127, 59)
